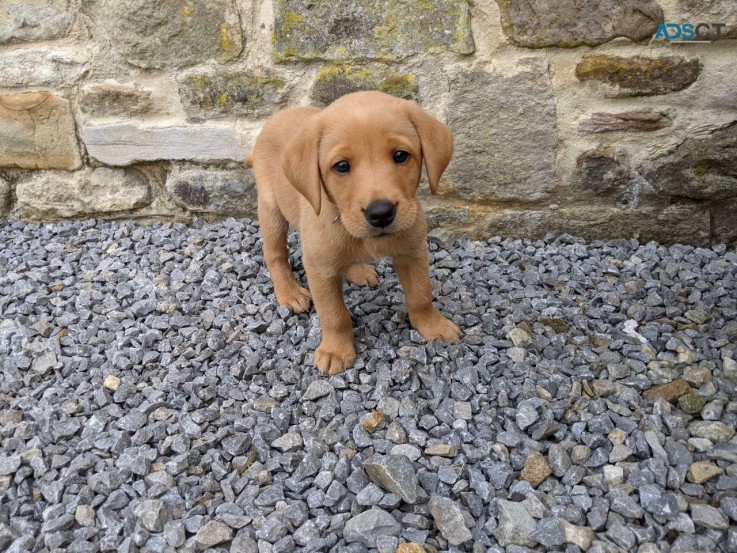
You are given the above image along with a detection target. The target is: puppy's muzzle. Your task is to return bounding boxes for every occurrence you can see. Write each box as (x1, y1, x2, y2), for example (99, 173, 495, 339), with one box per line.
(364, 200, 396, 228)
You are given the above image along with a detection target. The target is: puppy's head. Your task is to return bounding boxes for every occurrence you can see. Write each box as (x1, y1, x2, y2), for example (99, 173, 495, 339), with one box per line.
(281, 91, 453, 239)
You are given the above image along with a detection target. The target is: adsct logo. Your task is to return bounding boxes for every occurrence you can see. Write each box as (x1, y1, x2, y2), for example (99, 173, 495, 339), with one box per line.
(654, 22, 727, 43)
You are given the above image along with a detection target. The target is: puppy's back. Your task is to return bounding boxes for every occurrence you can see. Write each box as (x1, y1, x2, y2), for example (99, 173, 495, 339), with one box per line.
(251, 106, 321, 226)
(252, 107, 320, 162)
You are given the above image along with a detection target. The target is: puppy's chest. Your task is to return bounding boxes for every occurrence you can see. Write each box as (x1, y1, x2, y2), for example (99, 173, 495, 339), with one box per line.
(348, 236, 417, 263)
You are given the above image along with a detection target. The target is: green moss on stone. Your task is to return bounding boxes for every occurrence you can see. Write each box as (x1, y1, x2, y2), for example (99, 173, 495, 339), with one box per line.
(179, 71, 287, 117)
(677, 393, 706, 415)
(280, 10, 304, 35)
(272, 0, 474, 62)
(219, 23, 236, 55)
(575, 55, 701, 96)
(311, 64, 418, 106)
(378, 74, 418, 97)
(695, 158, 712, 180)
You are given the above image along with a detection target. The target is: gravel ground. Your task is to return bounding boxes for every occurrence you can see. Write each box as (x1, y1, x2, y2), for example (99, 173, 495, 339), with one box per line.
(1, 217, 737, 553)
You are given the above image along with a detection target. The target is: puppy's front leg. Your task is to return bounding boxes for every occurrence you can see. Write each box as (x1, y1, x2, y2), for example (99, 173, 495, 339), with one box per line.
(304, 262, 356, 374)
(394, 250, 460, 343)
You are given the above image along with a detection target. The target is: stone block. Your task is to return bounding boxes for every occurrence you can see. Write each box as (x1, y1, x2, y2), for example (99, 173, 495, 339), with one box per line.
(78, 81, 153, 118)
(423, 202, 469, 230)
(178, 69, 288, 120)
(273, 0, 474, 62)
(579, 111, 672, 133)
(0, 48, 88, 87)
(81, 0, 242, 69)
(0, 177, 10, 217)
(0, 92, 81, 171)
(642, 121, 737, 200)
(0, 0, 73, 44)
(166, 169, 257, 217)
(712, 199, 737, 247)
(82, 124, 247, 165)
(495, 0, 663, 47)
(475, 205, 711, 246)
(574, 148, 632, 202)
(421, 200, 468, 245)
(575, 55, 701, 97)
(446, 58, 558, 201)
(311, 65, 418, 106)
(15, 168, 151, 219)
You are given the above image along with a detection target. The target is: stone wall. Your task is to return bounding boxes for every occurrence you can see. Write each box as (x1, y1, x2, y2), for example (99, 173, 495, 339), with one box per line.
(1, 0, 735, 246)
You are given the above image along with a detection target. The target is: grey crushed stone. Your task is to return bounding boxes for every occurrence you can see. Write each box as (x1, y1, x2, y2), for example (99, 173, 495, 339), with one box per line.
(531, 516, 565, 547)
(0, 218, 736, 552)
(363, 454, 420, 504)
(722, 497, 737, 521)
(428, 494, 473, 545)
(691, 503, 730, 530)
(0, 455, 21, 476)
(343, 508, 401, 547)
(494, 499, 537, 547)
(134, 499, 169, 532)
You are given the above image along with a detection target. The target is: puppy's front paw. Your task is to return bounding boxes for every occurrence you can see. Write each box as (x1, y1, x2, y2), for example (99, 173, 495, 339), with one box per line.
(414, 310, 461, 343)
(276, 285, 312, 313)
(314, 340, 356, 375)
(345, 264, 379, 287)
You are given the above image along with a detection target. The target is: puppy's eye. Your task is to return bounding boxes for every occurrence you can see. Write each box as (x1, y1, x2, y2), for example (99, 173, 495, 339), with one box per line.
(334, 160, 350, 174)
(393, 150, 410, 164)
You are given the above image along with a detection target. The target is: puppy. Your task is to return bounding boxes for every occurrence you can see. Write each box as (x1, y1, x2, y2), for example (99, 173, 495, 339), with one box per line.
(246, 91, 460, 374)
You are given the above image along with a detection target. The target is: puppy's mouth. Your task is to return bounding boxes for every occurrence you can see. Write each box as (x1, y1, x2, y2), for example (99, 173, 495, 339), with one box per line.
(368, 227, 398, 238)
(339, 218, 401, 240)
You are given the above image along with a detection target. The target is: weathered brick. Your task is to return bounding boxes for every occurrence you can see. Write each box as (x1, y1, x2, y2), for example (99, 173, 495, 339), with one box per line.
(496, 0, 663, 47)
(166, 169, 257, 217)
(712, 199, 737, 248)
(446, 59, 558, 201)
(642, 121, 737, 200)
(0, 92, 81, 170)
(473, 205, 711, 246)
(574, 148, 631, 195)
(576, 55, 701, 97)
(0, 0, 73, 44)
(423, 201, 469, 230)
(0, 177, 10, 217)
(0, 48, 88, 87)
(15, 168, 150, 219)
(79, 81, 153, 118)
(178, 69, 288, 120)
(579, 111, 672, 133)
(82, 124, 246, 165)
(81, 0, 242, 69)
(273, 0, 474, 62)
(311, 65, 418, 106)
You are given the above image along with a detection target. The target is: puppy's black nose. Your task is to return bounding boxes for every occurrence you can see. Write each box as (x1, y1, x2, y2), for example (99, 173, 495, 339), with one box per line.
(364, 200, 396, 228)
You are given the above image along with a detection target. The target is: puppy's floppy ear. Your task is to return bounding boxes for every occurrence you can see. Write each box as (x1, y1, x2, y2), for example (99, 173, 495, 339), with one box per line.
(280, 117, 323, 215)
(405, 102, 454, 194)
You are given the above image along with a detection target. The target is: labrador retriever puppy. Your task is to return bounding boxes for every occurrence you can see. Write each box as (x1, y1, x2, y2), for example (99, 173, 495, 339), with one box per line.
(246, 90, 460, 374)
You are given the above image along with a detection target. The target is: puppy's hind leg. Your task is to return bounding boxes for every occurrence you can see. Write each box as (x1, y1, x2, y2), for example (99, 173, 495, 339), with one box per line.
(258, 198, 312, 313)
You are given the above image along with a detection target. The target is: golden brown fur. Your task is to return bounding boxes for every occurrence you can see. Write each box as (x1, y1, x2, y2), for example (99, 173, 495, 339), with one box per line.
(247, 91, 460, 374)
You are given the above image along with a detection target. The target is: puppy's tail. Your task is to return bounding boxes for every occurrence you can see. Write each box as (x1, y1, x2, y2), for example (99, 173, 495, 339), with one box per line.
(244, 150, 254, 168)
